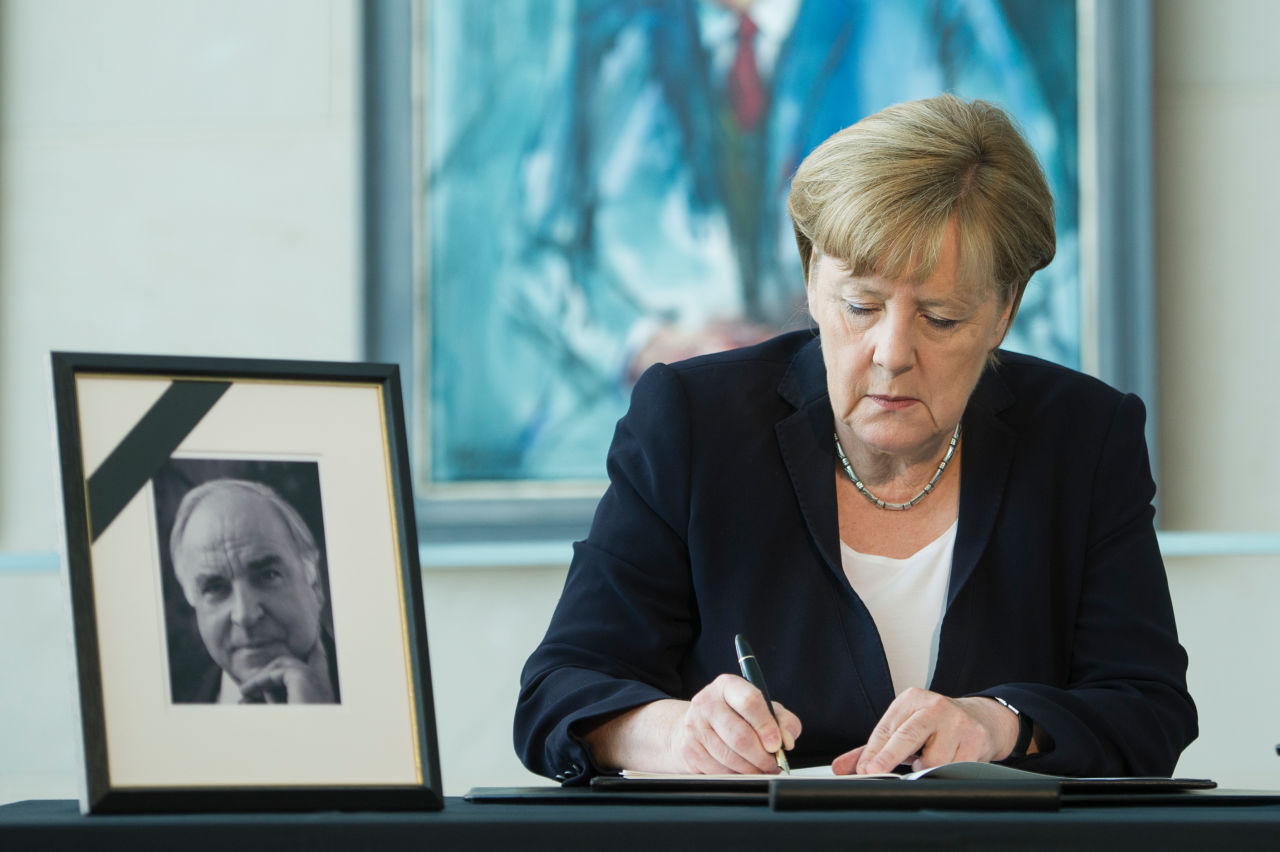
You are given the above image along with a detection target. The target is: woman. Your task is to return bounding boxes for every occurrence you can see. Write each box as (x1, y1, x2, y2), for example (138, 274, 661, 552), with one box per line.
(514, 95, 1196, 783)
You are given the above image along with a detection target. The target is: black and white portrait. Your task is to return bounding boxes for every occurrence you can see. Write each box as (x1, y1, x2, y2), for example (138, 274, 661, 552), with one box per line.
(153, 459, 341, 705)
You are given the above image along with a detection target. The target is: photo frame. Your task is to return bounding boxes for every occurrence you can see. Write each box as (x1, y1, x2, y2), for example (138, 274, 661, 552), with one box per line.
(50, 352, 443, 813)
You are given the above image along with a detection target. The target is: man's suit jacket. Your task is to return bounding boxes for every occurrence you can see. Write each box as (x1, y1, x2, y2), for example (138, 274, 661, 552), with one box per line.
(515, 330, 1196, 783)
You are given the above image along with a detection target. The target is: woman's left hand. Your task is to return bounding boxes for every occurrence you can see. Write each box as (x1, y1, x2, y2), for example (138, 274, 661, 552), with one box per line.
(831, 688, 1020, 775)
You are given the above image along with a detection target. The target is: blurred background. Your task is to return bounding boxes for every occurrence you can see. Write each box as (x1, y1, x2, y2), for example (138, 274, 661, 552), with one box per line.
(1, 0, 1278, 801)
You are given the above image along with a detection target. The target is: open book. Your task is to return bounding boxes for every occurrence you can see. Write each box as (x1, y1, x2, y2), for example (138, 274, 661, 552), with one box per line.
(610, 760, 1215, 793)
(621, 760, 1054, 782)
(464, 761, 1218, 808)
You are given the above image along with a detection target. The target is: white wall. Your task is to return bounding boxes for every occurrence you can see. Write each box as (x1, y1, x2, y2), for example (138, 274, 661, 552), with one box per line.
(1151, 0, 1280, 791)
(0, 0, 362, 553)
(1, 0, 1278, 805)
(1154, 0, 1280, 531)
(0, 0, 551, 801)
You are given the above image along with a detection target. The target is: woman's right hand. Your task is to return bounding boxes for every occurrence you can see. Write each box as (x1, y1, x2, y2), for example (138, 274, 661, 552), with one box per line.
(583, 674, 801, 774)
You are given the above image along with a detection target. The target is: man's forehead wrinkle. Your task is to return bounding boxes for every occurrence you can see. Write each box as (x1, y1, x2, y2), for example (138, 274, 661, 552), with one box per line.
(182, 523, 273, 578)
(218, 527, 241, 575)
(188, 492, 274, 553)
(179, 541, 240, 582)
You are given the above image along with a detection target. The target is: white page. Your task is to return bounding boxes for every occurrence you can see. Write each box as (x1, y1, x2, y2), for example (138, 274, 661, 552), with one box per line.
(620, 764, 898, 781)
(620, 761, 1053, 782)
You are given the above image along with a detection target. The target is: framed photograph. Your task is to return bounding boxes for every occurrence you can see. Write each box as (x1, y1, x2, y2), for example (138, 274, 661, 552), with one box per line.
(367, 0, 1153, 544)
(50, 353, 443, 813)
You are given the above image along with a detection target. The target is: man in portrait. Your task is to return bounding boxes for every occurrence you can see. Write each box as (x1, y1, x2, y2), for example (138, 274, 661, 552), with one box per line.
(167, 478, 341, 704)
(427, 0, 1077, 483)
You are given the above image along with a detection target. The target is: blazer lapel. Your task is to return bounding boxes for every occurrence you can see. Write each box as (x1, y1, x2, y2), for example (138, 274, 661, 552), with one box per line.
(775, 335, 896, 715)
(775, 335, 841, 577)
(949, 365, 1017, 610)
(930, 362, 1016, 695)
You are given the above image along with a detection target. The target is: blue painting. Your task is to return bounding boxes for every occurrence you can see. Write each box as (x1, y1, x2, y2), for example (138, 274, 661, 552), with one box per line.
(423, 0, 1078, 484)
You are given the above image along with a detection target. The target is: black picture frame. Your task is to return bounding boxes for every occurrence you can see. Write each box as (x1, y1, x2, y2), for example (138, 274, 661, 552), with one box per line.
(50, 352, 443, 813)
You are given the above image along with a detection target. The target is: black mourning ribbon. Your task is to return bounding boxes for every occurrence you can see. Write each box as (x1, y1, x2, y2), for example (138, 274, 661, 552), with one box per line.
(86, 380, 231, 542)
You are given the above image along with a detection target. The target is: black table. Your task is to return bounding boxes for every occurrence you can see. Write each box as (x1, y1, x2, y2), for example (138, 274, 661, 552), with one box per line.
(3, 795, 1280, 851)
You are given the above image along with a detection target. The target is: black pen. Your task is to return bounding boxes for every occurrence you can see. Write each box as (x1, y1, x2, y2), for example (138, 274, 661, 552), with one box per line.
(734, 634, 791, 774)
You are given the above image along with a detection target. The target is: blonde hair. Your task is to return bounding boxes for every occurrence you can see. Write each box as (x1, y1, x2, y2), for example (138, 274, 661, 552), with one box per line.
(787, 94, 1055, 321)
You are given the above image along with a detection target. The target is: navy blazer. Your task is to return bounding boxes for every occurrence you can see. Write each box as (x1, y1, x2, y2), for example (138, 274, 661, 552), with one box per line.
(515, 331, 1196, 783)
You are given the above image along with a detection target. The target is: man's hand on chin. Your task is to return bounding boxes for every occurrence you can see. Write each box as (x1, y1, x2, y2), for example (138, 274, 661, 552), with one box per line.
(237, 653, 334, 704)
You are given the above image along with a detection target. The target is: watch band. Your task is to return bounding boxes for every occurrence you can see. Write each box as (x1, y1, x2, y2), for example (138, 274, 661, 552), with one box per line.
(993, 696, 1034, 760)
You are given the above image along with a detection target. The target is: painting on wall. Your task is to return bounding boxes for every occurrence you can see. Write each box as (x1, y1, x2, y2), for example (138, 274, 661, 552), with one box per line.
(421, 0, 1079, 493)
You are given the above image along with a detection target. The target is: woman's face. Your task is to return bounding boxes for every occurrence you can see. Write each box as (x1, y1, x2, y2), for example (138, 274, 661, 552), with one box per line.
(807, 224, 1012, 463)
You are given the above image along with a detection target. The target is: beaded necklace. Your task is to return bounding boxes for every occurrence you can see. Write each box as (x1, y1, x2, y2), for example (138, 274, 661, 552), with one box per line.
(834, 423, 960, 511)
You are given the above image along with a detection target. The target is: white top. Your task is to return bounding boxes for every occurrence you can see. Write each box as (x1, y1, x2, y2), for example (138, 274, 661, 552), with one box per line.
(839, 520, 957, 697)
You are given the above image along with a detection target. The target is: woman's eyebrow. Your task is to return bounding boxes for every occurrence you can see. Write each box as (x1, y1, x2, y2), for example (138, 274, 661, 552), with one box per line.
(916, 295, 971, 311)
(837, 279, 888, 298)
